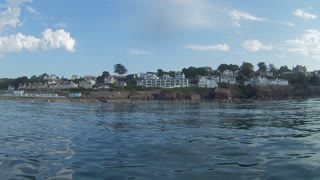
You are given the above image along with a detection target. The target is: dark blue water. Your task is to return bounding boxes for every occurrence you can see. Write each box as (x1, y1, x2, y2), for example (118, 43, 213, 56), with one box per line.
(1, 99, 320, 179)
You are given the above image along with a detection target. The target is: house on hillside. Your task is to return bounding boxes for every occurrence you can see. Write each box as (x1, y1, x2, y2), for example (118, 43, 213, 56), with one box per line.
(220, 76, 237, 84)
(245, 76, 289, 86)
(198, 76, 219, 88)
(43, 74, 59, 81)
(137, 72, 189, 88)
(104, 76, 117, 84)
(79, 81, 93, 89)
(221, 70, 234, 77)
(79, 77, 96, 89)
(60, 81, 78, 89)
(8, 85, 15, 91)
(18, 83, 28, 89)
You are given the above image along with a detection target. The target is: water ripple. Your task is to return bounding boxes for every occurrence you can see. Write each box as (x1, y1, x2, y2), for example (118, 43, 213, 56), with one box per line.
(1, 99, 320, 179)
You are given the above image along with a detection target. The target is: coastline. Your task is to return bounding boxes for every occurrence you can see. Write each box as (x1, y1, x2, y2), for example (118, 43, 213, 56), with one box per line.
(1, 85, 318, 104)
(0, 95, 313, 104)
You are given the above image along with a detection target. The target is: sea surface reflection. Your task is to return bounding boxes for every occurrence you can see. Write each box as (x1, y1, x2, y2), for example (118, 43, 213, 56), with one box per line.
(0, 99, 320, 179)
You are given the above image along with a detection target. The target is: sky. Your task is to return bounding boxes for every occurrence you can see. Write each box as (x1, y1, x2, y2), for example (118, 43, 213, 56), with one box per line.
(1, 0, 320, 78)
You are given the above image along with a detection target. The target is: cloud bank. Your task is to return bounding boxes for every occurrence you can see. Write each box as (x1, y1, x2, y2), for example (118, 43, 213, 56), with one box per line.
(0, 29, 76, 53)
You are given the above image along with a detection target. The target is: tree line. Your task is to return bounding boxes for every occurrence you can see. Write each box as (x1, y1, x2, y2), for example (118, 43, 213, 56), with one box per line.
(0, 62, 319, 90)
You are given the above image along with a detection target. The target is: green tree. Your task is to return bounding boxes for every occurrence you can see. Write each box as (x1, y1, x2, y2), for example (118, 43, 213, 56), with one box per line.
(292, 72, 309, 86)
(30, 75, 37, 83)
(257, 62, 267, 74)
(96, 71, 110, 84)
(114, 64, 127, 75)
(168, 71, 175, 77)
(182, 67, 197, 79)
(309, 75, 320, 85)
(124, 74, 137, 86)
(228, 64, 240, 72)
(102, 71, 110, 77)
(13, 76, 29, 88)
(203, 66, 214, 75)
(197, 67, 210, 76)
(211, 70, 221, 76)
(268, 64, 278, 76)
(278, 65, 291, 74)
(0, 79, 13, 90)
(157, 69, 164, 77)
(217, 64, 228, 72)
(240, 62, 254, 79)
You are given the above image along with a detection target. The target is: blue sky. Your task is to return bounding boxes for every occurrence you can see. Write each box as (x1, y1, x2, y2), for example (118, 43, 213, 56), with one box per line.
(1, 0, 320, 78)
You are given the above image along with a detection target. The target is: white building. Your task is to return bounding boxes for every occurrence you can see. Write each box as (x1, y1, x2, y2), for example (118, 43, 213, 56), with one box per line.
(71, 75, 80, 80)
(137, 72, 188, 88)
(8, 85, 15, 91)
(18, 83, 28, 89)
(60, 81, 78, 89)
(49, 81, 78, 89)
(198, 76, 219, 88)
(79, 81, 93, 89)
(220, 77, 237, 84)
(245, 76, 289, 86)
(270, 78, 289, 86)
(26, 82, 49, 89)
(43, 74, 59, 80)
(222, 70, 234, 78)
(13, 90, 24, 96)
(104, 76, 117, 84)
(198, 75, 237, 88)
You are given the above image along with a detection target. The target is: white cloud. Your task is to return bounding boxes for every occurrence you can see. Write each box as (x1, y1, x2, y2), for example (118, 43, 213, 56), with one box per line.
(286, 29, 320, 57)
(0, 33, 40, 52)
(0, 0, 33, 33)
(243, 40, 272, 52)
(26, 6, 38, 15)
(0, 29, 76, 54)
(0, 7, 21, 33)
(42, 29, 76, 52)
(185, 44, 230, 51)
(128, 48, 150, 55)
(229, 10, 267, 27)
(0, 0, 76, 56)
(293, 9, 317, 20)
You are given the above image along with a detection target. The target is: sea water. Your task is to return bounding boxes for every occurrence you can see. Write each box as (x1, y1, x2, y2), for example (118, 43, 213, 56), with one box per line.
(0, 99, 320, 179)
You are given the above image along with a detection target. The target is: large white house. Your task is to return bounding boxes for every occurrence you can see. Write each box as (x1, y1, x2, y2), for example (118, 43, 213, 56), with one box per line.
(245, 76, 289, 86)
(79, 81, 93, 89)
(198, 75, 237, 88)
(79, 76, 96, 89)
(137, 72, 189, 88)
(220, 76, 237, 84)
(104, 76, 117, 84)
(198, 76, 219, 88)
(43, 74, 59, 81)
